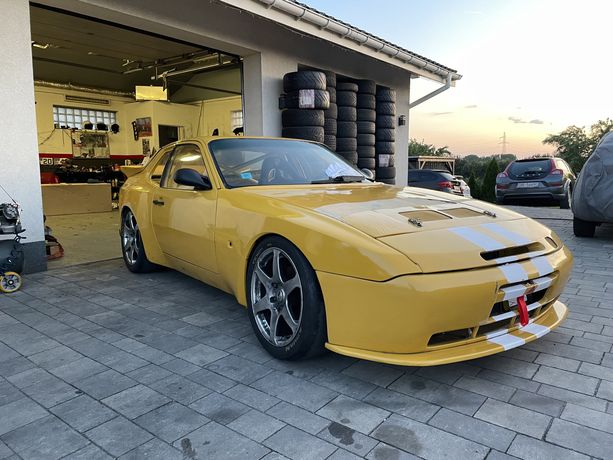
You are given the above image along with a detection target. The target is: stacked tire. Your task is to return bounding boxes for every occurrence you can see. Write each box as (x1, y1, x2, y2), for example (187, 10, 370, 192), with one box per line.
(375, 85, 397, 184)
(321, 71, 337, 151)
(281, 71, 329, 144)
(354, 79, 376, 175)
(335, 81, 359, 165)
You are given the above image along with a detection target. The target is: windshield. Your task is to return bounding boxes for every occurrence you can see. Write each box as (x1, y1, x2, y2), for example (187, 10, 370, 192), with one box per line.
(208, 138, 366, 187)
(509, 159, 551, 176)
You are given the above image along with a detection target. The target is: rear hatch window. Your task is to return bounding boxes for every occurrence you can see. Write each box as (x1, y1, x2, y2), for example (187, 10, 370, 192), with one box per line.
(508, 159, 551, 180)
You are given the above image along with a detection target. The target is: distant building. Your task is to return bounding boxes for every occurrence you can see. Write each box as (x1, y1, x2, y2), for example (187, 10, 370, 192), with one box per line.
(408, 156, 456, 174)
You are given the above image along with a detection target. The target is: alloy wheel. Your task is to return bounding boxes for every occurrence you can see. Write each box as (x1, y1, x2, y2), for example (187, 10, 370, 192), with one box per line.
(122, 211, 140, 265)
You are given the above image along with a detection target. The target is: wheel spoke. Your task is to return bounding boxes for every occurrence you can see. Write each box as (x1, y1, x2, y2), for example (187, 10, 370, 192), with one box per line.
(280, 304, 299, 333)
(283, 275, 300, 294)
(269, 309, 280, 344)
(272, 249, 282, 283)
(252, 296, 271, 315)
(255, 265, 272, 288)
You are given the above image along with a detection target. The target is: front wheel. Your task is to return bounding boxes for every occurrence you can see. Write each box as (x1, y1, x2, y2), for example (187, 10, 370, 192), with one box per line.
(573, 217, 596, 238)
(0, 272, 22, 293)
(121, 209, 157, 273)
(246, 236, 327, 360)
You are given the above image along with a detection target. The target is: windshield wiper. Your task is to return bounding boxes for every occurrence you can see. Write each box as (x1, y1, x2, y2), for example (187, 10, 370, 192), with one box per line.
(311, 175, 365, 184)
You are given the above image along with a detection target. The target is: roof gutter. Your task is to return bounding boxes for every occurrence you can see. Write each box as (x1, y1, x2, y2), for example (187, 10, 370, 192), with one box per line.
(409, 74, 452, 109)
(252, 0, 461, 83)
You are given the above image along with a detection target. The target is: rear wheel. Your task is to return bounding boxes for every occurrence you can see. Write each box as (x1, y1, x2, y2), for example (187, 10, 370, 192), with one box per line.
(560, 187, 571, 209)
(121, 209, 157, 273)
(573, 217, 596, 238)
(247, 236, 327, 360)
(0, 272, 22, 293)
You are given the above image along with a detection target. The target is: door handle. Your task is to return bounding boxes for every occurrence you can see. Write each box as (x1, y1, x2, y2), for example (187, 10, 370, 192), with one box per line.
(152, 199, 165, 206)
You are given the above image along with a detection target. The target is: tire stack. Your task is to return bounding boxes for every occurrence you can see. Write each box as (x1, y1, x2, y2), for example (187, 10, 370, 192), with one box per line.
(375, 85, 397, 184)
(322, 71, 337, 151)
(335, 81, 359, 165)
(354, 79, 377, 175)
(280, 71, 329, 144)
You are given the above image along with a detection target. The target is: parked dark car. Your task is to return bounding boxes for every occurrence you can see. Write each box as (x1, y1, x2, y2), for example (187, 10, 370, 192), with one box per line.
(408, 169, 463, 195)
(572, 132, 613, 237)
(495, 157, 575, 208)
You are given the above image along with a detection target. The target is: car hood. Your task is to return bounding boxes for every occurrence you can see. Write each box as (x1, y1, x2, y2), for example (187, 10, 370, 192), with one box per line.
(243, 183, 560, 273)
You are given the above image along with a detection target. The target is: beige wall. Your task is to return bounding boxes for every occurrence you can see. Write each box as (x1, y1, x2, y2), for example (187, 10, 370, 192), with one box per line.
(192, 96, 242, 137)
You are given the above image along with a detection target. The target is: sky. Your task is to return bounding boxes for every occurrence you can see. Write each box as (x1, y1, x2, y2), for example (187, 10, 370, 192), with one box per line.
(302, 0, 613, 157)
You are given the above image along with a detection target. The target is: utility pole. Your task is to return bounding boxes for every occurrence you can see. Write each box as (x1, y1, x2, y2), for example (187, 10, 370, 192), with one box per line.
(499, 132, 510, 159)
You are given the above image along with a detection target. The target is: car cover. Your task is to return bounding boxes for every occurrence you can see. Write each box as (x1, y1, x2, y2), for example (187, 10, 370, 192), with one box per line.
(572, 131, 613, 222)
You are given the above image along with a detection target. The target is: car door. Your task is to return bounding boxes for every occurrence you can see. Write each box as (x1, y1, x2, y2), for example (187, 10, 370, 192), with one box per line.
(150, 143, 218, 273)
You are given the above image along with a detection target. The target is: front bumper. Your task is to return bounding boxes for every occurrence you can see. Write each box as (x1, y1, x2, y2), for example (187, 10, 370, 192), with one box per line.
(317, 245, 572, 366)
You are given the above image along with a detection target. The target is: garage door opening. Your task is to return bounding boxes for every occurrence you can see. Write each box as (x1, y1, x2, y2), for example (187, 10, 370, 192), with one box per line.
(31, 5, 243, 268)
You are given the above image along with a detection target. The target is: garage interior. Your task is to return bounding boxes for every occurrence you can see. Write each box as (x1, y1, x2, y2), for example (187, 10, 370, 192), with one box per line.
(32, 4, 243, 267)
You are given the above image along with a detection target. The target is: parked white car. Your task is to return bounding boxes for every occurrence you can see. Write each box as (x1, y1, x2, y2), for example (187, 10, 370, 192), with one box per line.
(454, 175, 472, 197)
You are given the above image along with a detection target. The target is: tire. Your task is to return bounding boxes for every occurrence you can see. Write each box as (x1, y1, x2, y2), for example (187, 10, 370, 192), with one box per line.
(282, 109, 324, 127)
(324, 103, 338, 119)
(357, 157, 376, 169)
(357, 94, 376, 110)
(376, 128, 395, 142)
(246, 236, 327, 360)
(573, 217, 596, 238)
(283, 90, 330, 109)
(560, 187, 571, 209)
(376, 166, 396, 180)
(376, 86, 396, 102)
(324, 135, 337, 151)
(0, 272, 22, 293)
(357, 109, 376, 122)
(355, 79, 376, 95)
(327, 87, 336, 103)
(376, 154, 395, 167)
(495, 197, 505, 204)
(323, 118, 337, 134)
(337, 91, 357, 107)
(321, 70, 336, 88)
(357, 133, 375, 146)
(338, 151, 358, 164)
(336, 137, 357, 151)
(376, 102, 396, 116)
(375, 141, 395, 154)
(376, 115, 396, 129)
(378, 178, 396, 185)
(357, 145, 376, 158)
(337, 121, 357, 138)
(121, 209, 157, 273)
(356, 121, 376, 134)
(337, 81, 359, 92)
(282, 126, 325, 143)
(283, 71, 326, 93)
(337, 106, 357, 122)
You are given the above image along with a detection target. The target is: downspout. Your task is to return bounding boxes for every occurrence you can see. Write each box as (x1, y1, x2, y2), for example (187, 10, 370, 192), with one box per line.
(408, 74, 452, 109)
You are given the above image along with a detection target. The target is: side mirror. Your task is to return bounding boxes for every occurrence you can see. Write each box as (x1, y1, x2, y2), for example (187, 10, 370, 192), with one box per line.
(174, 168, 212, 190)
(361, 168, 375, 181)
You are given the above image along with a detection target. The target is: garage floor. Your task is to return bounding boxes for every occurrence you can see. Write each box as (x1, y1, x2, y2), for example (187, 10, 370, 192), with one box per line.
(0, 208, 612, 459)
(45, 211, 121, 269)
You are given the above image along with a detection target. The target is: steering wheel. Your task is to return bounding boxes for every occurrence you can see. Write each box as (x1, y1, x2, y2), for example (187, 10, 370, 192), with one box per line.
(259, 156, 302, 185)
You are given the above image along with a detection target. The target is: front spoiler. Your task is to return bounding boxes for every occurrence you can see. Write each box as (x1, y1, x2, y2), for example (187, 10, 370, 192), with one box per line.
(325, 300, 567, 366)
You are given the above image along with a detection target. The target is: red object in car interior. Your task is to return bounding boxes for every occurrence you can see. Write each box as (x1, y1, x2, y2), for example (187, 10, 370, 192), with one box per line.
(438, 181, 453, 189)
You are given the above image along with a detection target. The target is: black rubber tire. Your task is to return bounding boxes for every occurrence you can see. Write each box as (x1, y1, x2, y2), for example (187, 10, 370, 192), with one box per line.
(324, 135, 337, 151)
(337, 106, 357, 122)
(336, 137, 358, 152)
(357, 157, 376, 169)
(357, 133, 375, 146)
(376, 86, 396, 102)
(573, 216, 596, 237)
(357, 94, 376, 110)
(338, 151, 358, 164)
(246, 236, 327, 360)
(321, 70, 336, 88)
(495, 197, 505, 205)
(324, 118, 337, 135)
(357, 109, 376, 122)
(376, 166, 396, 180)
(376, 128, 395, 142)
(121, 209, 157, 273)
(560, 188, 571, 209)
(283, 71, 326, 93)
(357, 145, 376, 158)
(324, 103, 338, 119)
(376, 115, 396, 129)
(378, 178, 396, 185)
(356, 121, 376, 134)
(375, 141, 395, 154)
(337, 91, 358, 107)
(327, 87, 336, 103)
(282, 126, 325, 143)
(337, 121, 357, 138)
(337, 81, 359, 92)
(376, 102, 397, 116)
(355, 79, 376, 95)
(376, 154, 395, 167)
(283, 90, 330, 109)
(282, 109, 324, 127)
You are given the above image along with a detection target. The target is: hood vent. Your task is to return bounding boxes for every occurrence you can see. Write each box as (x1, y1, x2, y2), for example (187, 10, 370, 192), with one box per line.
(480, 242, 544, 261)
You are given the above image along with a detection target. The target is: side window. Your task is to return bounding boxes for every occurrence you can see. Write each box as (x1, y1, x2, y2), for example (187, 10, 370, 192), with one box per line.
(161, 144, 207, 190)
(149, 148, 173, 184)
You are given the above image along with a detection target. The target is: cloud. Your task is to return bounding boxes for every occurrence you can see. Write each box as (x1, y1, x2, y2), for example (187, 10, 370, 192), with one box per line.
(529, 119, 544, 124)
(429, 111, 453, 116)
(464, 104, 478, 109)
(509, 116, 525, 123)
(508, 116, 546, 125)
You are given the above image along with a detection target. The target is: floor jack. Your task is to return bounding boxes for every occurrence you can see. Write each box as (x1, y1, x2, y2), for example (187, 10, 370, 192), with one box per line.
(0, 202, 24, 293)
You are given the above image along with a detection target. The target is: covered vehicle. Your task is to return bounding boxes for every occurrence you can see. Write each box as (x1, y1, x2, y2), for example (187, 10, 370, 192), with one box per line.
(119, 137, 572, 366)
(572, 132, 613, 237)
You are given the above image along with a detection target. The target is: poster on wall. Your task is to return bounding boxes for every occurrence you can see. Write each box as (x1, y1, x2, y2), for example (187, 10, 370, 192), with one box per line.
(135, 117, 152, 137)
(71, 131, 110, 158)
(142, 139, 151, 156)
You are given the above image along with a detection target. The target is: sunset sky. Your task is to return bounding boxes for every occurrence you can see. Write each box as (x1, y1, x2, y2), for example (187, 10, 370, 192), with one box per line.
(304, 0, 613, 157)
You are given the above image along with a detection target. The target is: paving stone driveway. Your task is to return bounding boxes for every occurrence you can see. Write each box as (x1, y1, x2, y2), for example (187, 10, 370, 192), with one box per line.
(0, 206, 612, 459)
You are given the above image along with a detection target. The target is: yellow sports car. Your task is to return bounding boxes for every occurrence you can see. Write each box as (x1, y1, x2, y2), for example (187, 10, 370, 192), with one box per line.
(119, 137, 572, 366)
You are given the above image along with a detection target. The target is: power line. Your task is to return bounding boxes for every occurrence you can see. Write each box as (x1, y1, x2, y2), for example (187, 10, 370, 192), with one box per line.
(498, 132, 510, 158)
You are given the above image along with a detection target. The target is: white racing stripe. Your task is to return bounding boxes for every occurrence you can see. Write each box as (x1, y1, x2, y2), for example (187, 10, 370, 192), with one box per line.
(501, 276, 553, 301)
(520, 323, 550, 338)
(487, 334, 526, 351)
(485, 301, 541, 324)
(449, 227, 506, 251)
(531, 256, 555, 277)
(481, 223, 532, 246)
(499, 263, 529, 284)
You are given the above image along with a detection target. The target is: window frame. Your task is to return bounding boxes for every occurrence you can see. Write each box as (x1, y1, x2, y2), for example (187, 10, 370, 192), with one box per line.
(53, 105, 117, 130)
(160, 143, 207, 190)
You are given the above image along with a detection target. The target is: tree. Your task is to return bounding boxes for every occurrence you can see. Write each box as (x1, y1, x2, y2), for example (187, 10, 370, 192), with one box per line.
(467, 175, 480, 200)
(543, 118, 613, 171)
(408, 138, 435, 156)
(434, 146, 451, 156)
(481, 157, 500, 203)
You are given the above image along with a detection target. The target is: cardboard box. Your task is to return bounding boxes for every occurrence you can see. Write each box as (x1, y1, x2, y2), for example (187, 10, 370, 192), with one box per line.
(42, 183, 112, 216)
